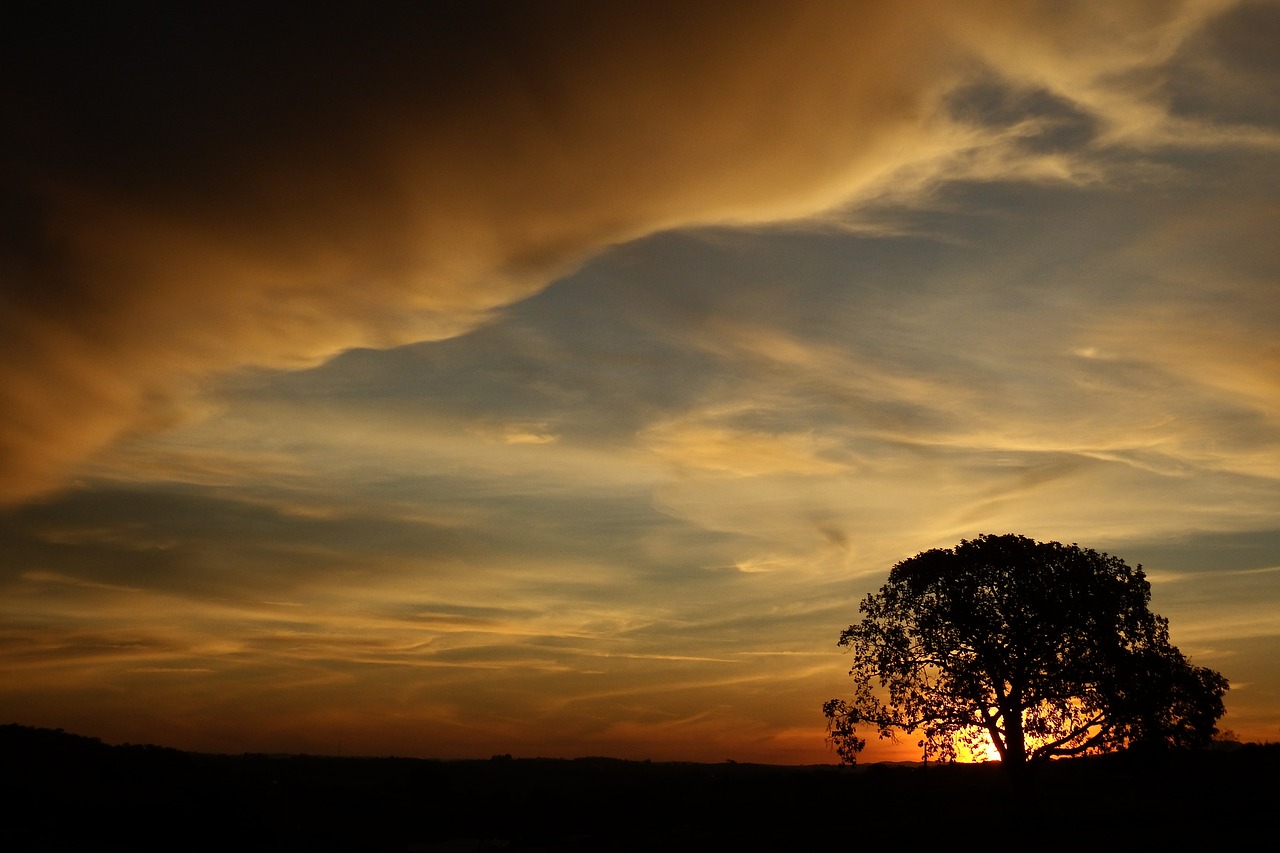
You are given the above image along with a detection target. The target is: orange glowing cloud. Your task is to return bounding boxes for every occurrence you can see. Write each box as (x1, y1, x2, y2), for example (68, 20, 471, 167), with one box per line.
(0, 2, 953, 506)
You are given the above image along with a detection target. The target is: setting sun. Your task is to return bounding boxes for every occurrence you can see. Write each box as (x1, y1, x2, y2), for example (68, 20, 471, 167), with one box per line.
(956, 731, 1003, 764)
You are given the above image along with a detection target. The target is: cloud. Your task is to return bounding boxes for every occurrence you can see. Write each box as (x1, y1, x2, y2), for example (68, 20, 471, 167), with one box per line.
(1164, 0, 1280, 129)
(0, 1, 956, 505)
(4, 2, 1278, 758)
(5, 1, 1248, 507)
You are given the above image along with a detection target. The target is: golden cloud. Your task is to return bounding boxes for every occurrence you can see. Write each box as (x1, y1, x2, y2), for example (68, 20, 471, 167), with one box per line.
(0, 1, 1238, 506)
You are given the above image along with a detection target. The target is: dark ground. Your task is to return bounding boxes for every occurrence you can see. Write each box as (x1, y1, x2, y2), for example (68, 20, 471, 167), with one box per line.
(1, 724, 1276, 851)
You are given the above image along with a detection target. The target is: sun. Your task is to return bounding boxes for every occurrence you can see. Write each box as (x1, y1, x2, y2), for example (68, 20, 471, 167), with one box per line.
(955, 728, 1002, 763)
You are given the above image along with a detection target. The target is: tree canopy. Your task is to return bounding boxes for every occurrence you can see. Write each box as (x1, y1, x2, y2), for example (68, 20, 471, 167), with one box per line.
(823, 534, 1228, 771)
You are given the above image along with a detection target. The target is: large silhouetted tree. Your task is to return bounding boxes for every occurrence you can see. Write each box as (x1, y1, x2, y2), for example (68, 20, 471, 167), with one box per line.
(823, 534, 1228, 773)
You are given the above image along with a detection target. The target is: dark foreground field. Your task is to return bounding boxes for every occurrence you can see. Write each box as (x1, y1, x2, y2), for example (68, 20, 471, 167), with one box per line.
(2, 724, 1276, 851)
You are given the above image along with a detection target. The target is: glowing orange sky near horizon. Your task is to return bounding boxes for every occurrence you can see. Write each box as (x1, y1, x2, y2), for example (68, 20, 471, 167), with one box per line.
(2, 1, 1279, 763)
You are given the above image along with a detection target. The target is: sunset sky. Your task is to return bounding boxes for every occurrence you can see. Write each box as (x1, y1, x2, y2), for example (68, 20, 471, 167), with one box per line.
(3, 1, 1278, 764)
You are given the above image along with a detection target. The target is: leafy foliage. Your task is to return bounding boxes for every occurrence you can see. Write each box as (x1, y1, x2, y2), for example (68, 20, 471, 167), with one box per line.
(823, 534, 1228, 769)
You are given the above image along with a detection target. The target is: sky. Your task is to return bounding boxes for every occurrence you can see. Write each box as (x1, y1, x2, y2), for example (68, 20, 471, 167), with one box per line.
(2, 1, 1278, 764)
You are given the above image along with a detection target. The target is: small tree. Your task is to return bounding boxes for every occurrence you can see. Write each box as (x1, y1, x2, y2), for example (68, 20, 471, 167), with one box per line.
(823, 534, 1227, 772)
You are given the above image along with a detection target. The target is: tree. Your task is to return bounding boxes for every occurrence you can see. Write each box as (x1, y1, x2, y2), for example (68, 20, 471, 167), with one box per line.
(823, 534, 1228, 773)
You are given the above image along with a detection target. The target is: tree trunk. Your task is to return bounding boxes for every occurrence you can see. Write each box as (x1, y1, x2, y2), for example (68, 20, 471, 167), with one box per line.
(1005, 739, 1027, 767)
(1004, 706, 1027, 767)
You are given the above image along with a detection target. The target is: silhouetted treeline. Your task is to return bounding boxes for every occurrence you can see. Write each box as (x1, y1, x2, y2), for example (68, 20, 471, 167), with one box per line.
(2, 724, 1276, 851)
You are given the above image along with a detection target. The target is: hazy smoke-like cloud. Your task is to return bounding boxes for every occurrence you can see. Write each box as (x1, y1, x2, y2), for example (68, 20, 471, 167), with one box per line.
(0, 1, 1230, 505)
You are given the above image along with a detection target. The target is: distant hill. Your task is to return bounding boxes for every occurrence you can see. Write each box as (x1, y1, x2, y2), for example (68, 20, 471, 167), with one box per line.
(2, 724, 1277, 851)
